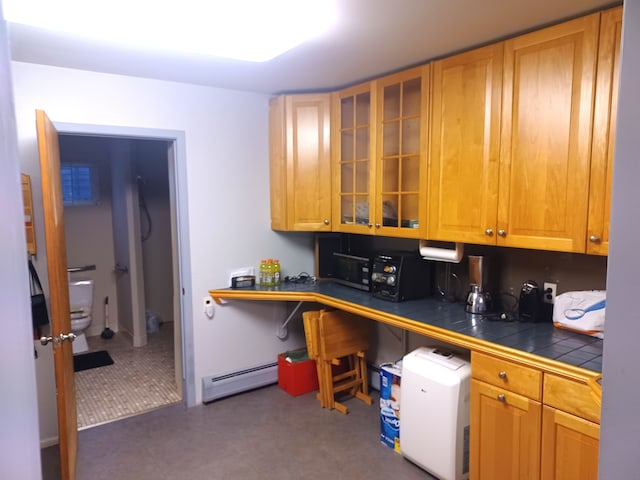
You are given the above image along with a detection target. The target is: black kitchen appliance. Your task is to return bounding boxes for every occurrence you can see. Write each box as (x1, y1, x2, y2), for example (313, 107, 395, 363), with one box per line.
(371, 252, 433, 302)
(519, 280, 543, 321)
(332, 252, 372, 291)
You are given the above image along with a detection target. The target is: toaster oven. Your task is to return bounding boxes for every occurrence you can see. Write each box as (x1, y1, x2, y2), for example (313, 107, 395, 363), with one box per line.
(371, 252, 434, 302)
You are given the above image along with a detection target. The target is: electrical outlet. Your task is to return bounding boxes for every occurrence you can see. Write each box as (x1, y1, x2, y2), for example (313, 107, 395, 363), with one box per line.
(543, 282, 557, 304)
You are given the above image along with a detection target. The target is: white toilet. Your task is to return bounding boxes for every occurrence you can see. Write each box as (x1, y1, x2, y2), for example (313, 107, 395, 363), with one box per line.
(69, 279, 94, 354)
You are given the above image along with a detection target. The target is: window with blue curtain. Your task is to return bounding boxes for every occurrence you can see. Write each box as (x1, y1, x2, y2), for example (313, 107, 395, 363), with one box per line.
(61, 164, 98, 206)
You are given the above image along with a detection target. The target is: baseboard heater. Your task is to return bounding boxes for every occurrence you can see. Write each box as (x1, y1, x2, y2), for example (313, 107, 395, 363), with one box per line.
(202, 362, 278, 404)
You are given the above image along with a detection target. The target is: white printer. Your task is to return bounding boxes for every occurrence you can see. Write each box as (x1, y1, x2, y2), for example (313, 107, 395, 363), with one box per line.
(400, 346, 471, 480)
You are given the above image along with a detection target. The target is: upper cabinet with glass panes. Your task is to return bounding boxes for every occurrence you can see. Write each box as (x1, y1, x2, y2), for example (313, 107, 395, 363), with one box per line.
(332, 66, 429, 238)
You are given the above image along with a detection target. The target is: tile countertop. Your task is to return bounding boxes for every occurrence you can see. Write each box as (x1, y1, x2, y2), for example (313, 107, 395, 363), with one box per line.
(209, 280, 603, 375)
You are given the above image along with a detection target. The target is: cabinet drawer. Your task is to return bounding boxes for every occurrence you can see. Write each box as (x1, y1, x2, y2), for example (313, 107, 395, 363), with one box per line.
(472, 352, 542, 401)
(543, 374, 601, 424)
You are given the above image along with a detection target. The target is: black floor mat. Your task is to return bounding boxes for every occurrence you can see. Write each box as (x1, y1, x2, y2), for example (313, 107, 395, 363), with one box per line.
(73, 350, 114, 372)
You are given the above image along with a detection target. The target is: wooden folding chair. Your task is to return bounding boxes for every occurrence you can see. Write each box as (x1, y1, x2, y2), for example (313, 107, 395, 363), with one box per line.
(317, 309, 373, 414)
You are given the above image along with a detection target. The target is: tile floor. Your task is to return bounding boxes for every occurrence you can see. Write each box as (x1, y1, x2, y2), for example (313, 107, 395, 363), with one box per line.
(75, 322, 181, 429)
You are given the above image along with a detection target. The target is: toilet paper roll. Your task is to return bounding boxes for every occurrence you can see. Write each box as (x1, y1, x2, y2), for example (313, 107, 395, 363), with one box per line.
(419, 240, 464, 263)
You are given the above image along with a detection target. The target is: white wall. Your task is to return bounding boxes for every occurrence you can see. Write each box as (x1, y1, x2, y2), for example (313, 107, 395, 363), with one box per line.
(0, 12, 42, 480)
(11, 61, 316, 441)
(599, 1, 640, 477)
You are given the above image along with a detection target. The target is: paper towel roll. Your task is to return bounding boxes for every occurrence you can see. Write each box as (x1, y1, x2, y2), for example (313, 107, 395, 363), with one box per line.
(419, 240, 464, 263)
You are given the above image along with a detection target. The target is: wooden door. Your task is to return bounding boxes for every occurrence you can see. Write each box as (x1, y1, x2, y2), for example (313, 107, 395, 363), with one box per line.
(498, 14, 600, 252)
(331, 82, 376, 234)
(428, 43, 503, 244)
(36, 109, 78, 480)
(541, 406, 599, 480)
(588, 6, 622, 256)
(285, 94, 332, 231)
(470, 379, 541, 480)
(375, 66, 429, 238)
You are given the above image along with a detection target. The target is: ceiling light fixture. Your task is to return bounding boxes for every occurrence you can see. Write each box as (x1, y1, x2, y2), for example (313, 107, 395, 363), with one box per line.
(3, 0, 338, 62)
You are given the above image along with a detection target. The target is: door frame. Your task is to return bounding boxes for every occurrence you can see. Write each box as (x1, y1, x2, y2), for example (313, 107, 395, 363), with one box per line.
(55, 121, 195, 407)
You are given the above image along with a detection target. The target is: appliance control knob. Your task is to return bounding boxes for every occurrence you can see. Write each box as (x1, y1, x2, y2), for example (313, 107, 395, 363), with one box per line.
(387, 275, 396, 286)
(485, 229, 493, 236)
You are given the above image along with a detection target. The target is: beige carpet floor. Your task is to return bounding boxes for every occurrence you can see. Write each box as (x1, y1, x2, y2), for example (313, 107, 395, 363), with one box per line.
(74, 322, 181, 429)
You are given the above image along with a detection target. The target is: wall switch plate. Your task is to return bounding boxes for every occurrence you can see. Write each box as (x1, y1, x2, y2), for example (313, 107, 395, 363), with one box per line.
(543, 282, 557, 304)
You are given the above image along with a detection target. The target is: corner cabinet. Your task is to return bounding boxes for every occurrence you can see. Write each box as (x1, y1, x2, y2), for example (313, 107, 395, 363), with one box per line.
(587, 6, 622, 256)
(332, 66, 429, 238)
(498, 13, 600, 253)
(269, 94, 332, 231)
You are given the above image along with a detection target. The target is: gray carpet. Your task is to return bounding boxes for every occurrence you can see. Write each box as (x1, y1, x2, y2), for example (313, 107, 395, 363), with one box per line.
(42, 384, 436, 479)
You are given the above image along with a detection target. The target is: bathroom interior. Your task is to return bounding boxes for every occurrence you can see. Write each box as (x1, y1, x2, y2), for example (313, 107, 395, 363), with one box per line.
(60, 134, 182, 428)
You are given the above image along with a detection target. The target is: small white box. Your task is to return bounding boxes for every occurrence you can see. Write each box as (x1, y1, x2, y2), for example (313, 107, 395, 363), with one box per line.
(400, 347, 471, 480)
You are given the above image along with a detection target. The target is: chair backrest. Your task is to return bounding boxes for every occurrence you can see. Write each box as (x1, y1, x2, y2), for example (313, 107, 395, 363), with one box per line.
(318, 309, 370, 359)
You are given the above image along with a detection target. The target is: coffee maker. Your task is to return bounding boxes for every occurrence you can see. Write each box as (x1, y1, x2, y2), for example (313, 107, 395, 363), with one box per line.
(465, 255, 492, 314)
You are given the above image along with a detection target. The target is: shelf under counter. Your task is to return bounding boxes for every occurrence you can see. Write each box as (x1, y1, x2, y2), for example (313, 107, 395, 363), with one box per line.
(209, 280, 603, 382)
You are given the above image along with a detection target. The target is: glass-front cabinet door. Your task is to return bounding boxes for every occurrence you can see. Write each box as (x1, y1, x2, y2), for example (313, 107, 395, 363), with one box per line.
(332, 82, 376, 234)
(375, 66, 429, 238)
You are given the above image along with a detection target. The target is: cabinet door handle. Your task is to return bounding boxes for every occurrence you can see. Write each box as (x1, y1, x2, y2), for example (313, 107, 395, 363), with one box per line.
(589, 235, 601, 243)
(498, 229, 506, 237)
(485, 229, 493, 236)
(368, 223, 373, 228)
(375, 223, 381, 228)
(498, 371, 507, 379)
(497, 394, 506, 402)
(323, 219, 329, 225)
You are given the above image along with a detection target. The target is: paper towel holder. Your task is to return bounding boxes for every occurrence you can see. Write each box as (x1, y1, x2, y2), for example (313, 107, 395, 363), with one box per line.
(418, 240, 464, 263)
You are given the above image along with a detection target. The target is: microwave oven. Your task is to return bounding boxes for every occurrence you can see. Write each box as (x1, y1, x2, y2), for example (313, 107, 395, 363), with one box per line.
(332, 252, 371, 291)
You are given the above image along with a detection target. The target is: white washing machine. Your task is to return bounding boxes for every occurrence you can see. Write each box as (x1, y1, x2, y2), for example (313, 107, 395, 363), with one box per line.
(400, 346, 471, 480)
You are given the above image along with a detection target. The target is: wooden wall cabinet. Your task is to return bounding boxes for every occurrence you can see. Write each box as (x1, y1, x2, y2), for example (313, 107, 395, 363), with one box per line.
(498, 13, 600, 253)
(429, 13, 602, 253)
(428, 43, 503, 245)
(332, 66, 429, 238)
(331, 81, 376, 235)
(269, 94, 332, 231)
(587, 6, 622, 256)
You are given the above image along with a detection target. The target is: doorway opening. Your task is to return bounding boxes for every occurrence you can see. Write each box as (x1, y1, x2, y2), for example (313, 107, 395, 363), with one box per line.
(57, 128, 190, 428)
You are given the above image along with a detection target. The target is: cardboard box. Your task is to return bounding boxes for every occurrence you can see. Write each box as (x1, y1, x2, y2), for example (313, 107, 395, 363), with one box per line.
(278, 349, 319, 397)
(380, 361, 402, 452)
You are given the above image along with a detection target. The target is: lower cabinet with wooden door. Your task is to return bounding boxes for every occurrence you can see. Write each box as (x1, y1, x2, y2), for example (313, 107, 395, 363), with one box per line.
(470, 352, 543, 480)
(540, 374, 601, 480)
(470, 352, 601, 480)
